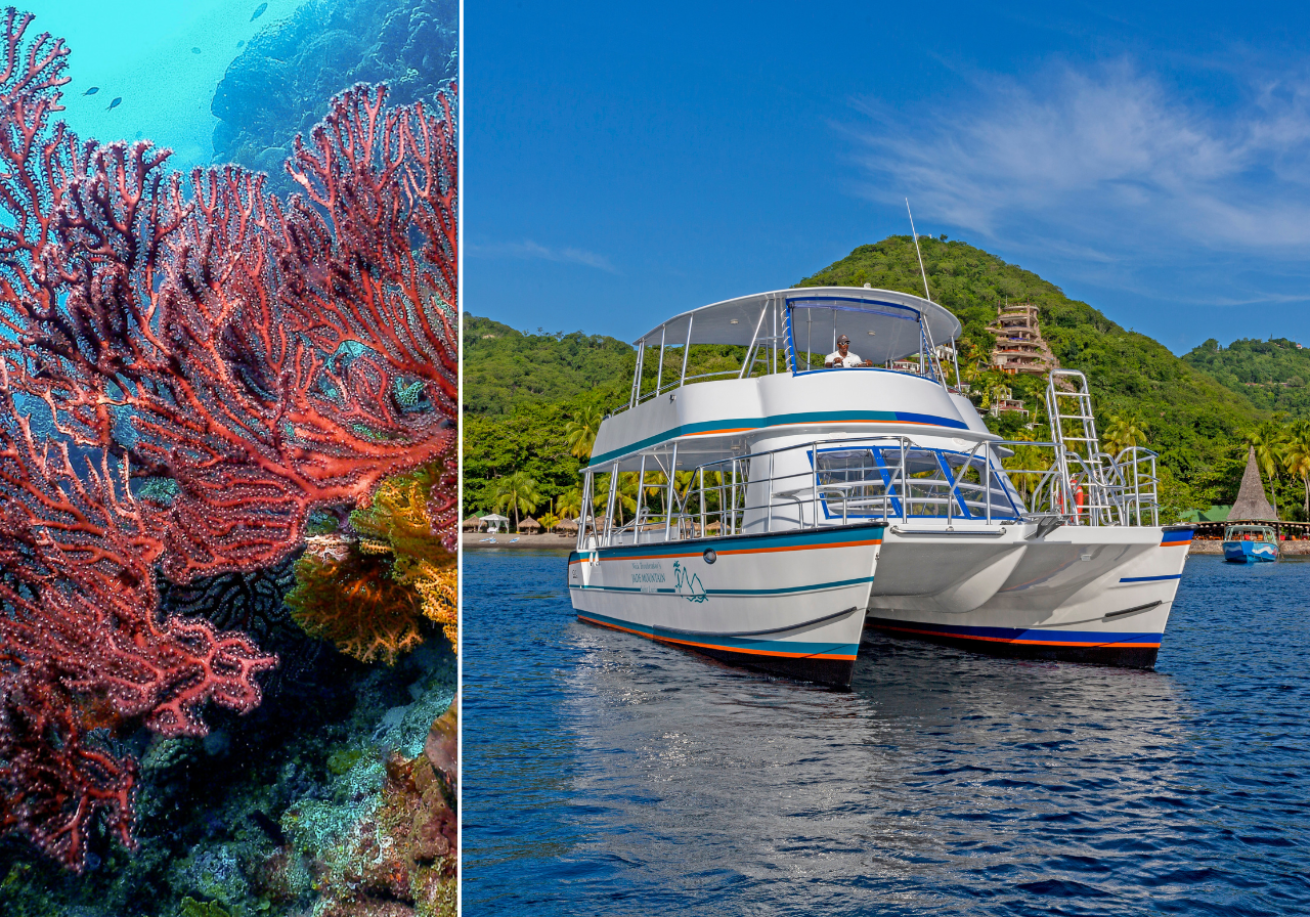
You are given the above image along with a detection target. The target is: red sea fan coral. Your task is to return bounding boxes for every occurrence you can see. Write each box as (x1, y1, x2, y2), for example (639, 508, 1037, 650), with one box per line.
(0, 7, 459, 870)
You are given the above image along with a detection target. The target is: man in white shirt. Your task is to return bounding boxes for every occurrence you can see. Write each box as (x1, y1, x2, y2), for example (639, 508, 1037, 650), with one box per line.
(825, 334, 871, 368)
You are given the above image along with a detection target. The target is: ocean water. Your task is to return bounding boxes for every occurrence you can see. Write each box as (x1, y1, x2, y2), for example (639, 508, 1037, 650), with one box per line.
(21, 0, 299, 167)
(464, 550, 1310, 916)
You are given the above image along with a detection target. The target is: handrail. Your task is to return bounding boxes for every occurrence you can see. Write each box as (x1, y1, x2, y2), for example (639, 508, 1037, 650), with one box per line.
(576, 433, 1161, 551)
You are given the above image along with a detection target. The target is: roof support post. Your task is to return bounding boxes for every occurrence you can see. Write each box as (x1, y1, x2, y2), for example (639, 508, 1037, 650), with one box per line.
(630, 341, 645, 408)
(664, 442, 679, 542)
(655, 325, 666, 393)
(679, 314, 694, 387)
(740, 302, 769, 379)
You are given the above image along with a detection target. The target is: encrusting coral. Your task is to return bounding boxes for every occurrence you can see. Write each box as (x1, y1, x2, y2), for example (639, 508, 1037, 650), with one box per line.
(287, 456, 458, 664)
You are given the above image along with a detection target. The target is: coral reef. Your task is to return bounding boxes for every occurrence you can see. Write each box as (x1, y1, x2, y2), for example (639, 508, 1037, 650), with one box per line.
(0, 6, 458, 872)
(0, 639, 455, 917)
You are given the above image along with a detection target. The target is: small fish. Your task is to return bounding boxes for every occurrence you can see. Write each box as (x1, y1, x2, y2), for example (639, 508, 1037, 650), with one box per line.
(191, 47, 201, 54)
(83, 86, 99, 95)
(251, 2, 268, 21)
(106, 97, 121, 111)
(237, 40, 245, 48)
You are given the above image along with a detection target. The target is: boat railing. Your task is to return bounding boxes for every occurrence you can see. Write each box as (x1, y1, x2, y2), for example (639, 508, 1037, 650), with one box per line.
(579, 434, 1162, 551)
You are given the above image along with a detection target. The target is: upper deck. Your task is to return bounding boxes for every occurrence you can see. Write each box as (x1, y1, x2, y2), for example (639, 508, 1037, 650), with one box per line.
(588, 286, 979, 470)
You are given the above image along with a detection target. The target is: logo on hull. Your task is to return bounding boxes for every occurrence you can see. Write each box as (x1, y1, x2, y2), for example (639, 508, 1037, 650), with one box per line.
(673, 561, 708, 603)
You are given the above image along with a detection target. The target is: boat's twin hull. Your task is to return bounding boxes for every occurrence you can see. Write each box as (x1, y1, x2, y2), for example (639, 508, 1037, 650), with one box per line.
(865, 525, 1192, 670)
(569, 525, 883, 687)
(570, 524, 1193, 687)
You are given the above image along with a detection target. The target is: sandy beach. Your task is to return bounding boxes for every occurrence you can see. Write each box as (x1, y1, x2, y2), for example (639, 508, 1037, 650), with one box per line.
(463, 532, 575, 549)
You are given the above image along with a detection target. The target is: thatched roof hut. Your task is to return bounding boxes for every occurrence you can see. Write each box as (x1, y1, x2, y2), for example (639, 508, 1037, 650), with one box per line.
(462, 515, 483, 531)
(1229, 446, 1277, 522)
(519, 516, 543, 532)
(556, 517, 579, 535)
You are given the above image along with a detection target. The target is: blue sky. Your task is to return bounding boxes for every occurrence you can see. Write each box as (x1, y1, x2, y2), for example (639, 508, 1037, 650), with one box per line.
(468, 1, 1310, 354)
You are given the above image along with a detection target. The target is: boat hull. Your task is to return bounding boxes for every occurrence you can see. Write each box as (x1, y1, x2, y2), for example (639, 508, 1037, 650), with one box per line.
(568, 524, 884, 688)
(864, 524, 1193, 668)
(1223, 541, 1277, 563)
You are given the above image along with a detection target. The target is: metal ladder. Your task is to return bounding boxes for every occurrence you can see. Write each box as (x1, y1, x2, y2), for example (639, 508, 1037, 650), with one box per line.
(1044, 370, 1106, 524)
(1045, 369, 1101, 461)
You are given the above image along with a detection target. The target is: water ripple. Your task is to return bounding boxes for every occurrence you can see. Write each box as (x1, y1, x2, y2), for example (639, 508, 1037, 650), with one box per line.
(465, 551, 1310, 916)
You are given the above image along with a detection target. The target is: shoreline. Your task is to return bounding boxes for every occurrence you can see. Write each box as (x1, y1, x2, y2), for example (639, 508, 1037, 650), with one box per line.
(463, 533, 575, 549)
(464, 533, 1310, 556)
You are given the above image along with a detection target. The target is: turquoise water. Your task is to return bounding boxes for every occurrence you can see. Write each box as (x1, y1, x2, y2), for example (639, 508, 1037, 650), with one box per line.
(20, 0, 299, 167)
(465, 550, 1310, 915)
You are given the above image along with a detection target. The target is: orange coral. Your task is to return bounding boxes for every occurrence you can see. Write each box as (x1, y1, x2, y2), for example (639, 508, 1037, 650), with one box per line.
(286, 551, 424, 665)
(288, 458, 458, 663)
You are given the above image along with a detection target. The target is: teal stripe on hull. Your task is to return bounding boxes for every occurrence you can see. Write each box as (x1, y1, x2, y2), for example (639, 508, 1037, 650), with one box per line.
(570, 573, 876, 597)
(589, 410, 967, 467)
(568, 523, 884, 564)
(576, 609, 861, 657)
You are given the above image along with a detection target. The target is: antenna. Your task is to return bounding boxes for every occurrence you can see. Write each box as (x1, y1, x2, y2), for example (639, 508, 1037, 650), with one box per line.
(905, 198, 931, 301)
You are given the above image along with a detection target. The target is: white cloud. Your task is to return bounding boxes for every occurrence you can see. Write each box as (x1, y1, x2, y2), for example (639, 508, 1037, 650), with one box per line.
(468, 239, 619, 273)
(848, 59, 1310, 254)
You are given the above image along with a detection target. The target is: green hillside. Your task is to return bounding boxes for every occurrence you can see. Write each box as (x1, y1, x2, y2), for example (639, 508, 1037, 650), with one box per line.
(1182, 337, 1310, 417)
(463, 315, 635, 414)
(465, 236, 1301, 522)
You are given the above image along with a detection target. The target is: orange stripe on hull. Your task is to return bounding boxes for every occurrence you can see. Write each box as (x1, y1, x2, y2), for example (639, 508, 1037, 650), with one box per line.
(567, 537, 882, 565)
(577, 614, 859, 661)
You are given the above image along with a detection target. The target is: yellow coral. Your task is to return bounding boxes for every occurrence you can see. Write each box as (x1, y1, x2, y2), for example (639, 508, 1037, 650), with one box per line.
(289, 459, 459, 663)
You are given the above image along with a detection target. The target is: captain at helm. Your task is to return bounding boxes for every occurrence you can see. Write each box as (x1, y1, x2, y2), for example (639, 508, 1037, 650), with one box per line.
(824, 334, 872, 368)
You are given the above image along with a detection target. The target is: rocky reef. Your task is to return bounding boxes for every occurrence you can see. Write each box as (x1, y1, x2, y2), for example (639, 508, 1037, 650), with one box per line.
(212, 0, 457, 191)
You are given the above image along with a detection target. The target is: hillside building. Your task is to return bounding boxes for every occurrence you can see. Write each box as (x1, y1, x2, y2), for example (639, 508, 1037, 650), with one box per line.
(987, 303, 1057, 376)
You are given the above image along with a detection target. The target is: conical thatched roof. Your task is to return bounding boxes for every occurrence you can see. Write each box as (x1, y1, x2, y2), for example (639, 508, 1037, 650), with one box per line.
(519, 516, 543, 531)
(556, 517, 579, 531)
(1230, 446, 1277, 522)
(462, 515, 483, 530)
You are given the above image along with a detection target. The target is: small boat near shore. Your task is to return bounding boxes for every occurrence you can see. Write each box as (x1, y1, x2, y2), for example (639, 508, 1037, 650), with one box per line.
(1222, 524, 1278, 563)
(567, 287, 1192, 687)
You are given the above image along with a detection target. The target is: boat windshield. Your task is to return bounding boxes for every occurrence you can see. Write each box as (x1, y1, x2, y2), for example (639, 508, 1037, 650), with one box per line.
(1224, 525, 1276, 541)
(785, 297, 949, 381)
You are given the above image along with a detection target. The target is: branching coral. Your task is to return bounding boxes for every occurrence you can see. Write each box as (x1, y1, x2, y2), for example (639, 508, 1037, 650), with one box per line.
(0, 7, 459, 870)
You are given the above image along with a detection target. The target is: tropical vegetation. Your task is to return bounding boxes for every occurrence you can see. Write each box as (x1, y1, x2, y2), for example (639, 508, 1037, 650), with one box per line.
(464, 236, 1310, 524)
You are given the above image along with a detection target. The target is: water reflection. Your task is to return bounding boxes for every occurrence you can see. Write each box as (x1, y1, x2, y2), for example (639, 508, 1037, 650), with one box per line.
(465, 552, 1310, 917)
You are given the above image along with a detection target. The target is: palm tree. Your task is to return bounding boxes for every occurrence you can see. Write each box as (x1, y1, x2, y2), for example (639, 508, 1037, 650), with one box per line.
(589, 473, 639, 525)
(1249, 419, 1286, 516)
(492, 471, 542, 531)
(1103, 412, 1149, 457)
(1280, 420, 1310, 520)
(555, 488, 582, 519)
(564, 405, 603, 460)
(539, 512, 560, 533)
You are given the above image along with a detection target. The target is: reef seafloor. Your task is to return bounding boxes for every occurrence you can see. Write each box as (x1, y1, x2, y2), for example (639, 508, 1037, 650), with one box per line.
(2, 637, 458, 917)
(0, 0, 460, 914)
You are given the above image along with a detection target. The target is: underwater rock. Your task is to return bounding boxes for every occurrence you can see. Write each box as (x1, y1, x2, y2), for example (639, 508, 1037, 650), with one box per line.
(211, 0, 456, 195)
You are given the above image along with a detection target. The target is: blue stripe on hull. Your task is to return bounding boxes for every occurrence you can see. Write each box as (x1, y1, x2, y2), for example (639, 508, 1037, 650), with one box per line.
(866, 618, 1162, 647)
(568, 523, 884, 564)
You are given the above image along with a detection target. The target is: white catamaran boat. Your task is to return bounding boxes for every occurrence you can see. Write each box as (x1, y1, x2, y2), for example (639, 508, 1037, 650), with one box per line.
(568, 287, 1193, 687)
